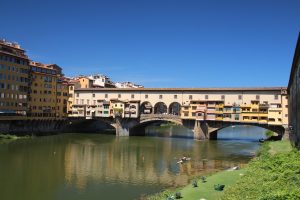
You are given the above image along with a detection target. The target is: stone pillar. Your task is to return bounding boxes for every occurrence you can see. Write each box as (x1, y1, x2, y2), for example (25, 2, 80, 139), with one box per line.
(115, 117, 130, 136)
(168, 126, 173, 137)
(282, 125, 290, 140)
(193, 120, 206, 140)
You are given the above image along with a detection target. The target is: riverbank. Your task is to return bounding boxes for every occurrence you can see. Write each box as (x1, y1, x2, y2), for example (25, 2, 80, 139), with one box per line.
(146, 140, 299, 200)
(0, 134, 31, 144)
(221, 140, 299, 199)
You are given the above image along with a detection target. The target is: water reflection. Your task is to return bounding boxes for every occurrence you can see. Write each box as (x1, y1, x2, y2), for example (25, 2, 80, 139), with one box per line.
(63, 135, 256, 190)
(0, 133, 260, 200)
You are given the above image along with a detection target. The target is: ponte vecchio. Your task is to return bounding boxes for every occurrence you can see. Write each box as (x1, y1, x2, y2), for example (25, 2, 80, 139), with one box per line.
(70, 87, 288, 140)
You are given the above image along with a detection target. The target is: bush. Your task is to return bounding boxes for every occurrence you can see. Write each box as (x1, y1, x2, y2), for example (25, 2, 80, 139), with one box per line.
(221, 143, 300, 200)
(265, 130, 274, 137)
(175, 192, 182, 199)
(192, 180, 198, 187)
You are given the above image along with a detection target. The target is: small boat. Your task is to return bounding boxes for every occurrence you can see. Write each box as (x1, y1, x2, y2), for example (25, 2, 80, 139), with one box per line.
(177, 156, 191, 164)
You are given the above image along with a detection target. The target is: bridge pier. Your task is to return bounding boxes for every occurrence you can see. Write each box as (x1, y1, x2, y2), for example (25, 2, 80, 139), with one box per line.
(193, 120, 207, 140)
(115, 117, 129, 136)
(115, 117, 139, 136)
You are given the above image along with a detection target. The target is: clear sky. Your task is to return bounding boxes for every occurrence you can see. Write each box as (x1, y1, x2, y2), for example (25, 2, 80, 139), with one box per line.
(1, 0, 299, 87)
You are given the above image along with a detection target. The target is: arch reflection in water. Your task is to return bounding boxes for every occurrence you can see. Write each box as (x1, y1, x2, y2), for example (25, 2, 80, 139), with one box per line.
(63, 134, 257, 191)
(217, 125, 268, 140)
(0, 133, 260, 200)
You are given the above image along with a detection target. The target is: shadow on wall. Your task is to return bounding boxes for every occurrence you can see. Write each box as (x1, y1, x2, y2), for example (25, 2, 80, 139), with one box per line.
(65, 119, 115, 134)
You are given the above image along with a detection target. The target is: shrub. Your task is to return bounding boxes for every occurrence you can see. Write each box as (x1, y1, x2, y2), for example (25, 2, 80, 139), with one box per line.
(175, 192, 182, 199)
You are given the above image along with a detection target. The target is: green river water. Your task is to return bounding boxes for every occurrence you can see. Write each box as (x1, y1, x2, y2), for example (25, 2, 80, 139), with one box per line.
(0, 125, 265, 200)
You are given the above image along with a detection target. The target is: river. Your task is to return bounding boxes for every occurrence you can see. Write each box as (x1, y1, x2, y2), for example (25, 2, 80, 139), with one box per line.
(0, 125, 265, 200)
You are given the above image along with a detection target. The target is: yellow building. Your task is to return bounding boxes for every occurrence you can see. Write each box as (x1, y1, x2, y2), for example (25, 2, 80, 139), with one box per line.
(67, 79, 80, 114)
(56, 77, 69, 118)
(110, 99, 125, 118)
(0, 39, 30, 119)
(28, 61, 67, 119)
(78, 77, 93, 88)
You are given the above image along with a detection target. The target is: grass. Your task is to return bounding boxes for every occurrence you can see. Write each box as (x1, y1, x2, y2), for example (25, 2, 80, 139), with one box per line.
(147, 139, 299, 200)
(268, 140, 292, 155)
(147, 169, 246, 200)
(221, 140, 300, 200)
(177, 169, 246, 200)
(0, 134, 30, 144)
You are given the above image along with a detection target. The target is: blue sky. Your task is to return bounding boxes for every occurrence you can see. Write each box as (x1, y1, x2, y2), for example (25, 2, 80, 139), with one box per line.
(1, 0, 299, 87)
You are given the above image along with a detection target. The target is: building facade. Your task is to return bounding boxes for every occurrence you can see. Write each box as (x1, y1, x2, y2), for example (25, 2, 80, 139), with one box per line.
(28, 61, 68, 119)
(70, 87, 288, 126)
(0, 39, 30, 119)
(288, 33, 300, 148)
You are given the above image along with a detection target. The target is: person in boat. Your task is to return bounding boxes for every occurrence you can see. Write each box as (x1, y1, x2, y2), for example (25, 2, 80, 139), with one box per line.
(177, 156, 191, 164)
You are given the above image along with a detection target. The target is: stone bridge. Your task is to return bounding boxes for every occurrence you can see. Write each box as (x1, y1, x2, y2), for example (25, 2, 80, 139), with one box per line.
(75, 114, 288, 140)
(139, 114, 182, 125)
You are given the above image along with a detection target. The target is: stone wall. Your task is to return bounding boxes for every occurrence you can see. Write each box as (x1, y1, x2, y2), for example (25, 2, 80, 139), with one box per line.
(288, 32, 300, 148)
(0, 118, 114, 136)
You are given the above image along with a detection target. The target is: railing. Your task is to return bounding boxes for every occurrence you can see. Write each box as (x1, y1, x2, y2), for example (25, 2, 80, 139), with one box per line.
(140, 114, 181, 122)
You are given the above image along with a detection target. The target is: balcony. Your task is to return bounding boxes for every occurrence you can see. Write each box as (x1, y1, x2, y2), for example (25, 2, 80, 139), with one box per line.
(206, 116, 216, 120)
(215, 117, 223, 121)
(259, 104, 269, 108)
(215, 104, 224, 108)
(258, 113, 268, 117)
(206, 109, 216, 114)
(215, 110, 223, 114)
(240, 104, 251, 108)
(223, 109, 232, 113)
(268, 107, 282, 112)
(207, 103, 216, 108)
(196, 105, 206, 109)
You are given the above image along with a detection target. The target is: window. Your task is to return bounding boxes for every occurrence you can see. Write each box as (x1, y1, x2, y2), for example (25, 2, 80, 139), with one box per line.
(256, 95, 260, 100)
(189, 95, 193, 100)
(221, 95, 225, 100)
(118, 94, 121, 98)
(105, 94, 108, 98)
(238, 95, 242, 100)
(205, 95, 209, 100)
(131, 94, 134, 99)
(274, 95, 278, 100)
(174, 95, 177, 99)
(145, 94, 148, 99)
(93, 93, 95, 97)
(235, 114, 239, 120)
(159, 95, 163, 99)
(76, 93, 79, 97)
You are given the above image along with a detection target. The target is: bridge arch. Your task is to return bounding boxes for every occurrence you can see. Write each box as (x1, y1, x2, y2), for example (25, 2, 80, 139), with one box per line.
(154, 102, 168, 114)
(168, 102, 181, 115)
(129, 114, 183, 136)
(207, 122, 285, 140)
(140, 101, 153, 114)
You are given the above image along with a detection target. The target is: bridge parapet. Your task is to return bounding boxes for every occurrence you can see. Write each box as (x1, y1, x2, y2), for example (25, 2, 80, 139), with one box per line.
(139, 114, 182, 125)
